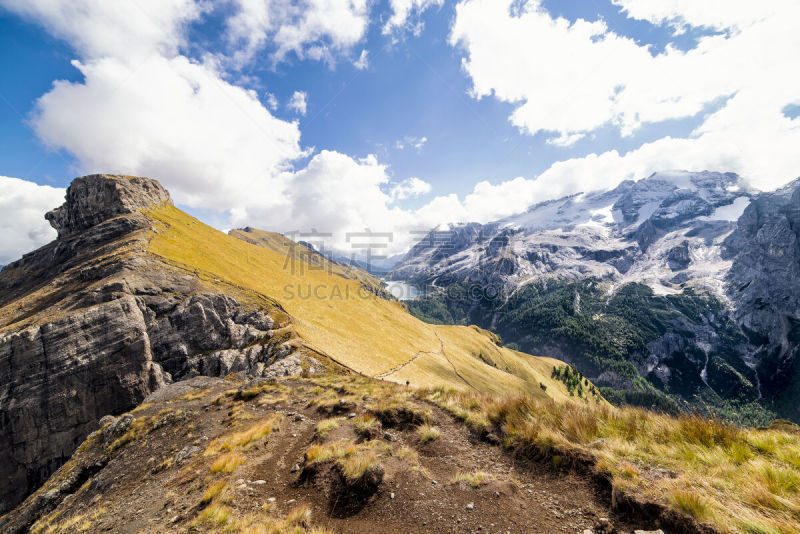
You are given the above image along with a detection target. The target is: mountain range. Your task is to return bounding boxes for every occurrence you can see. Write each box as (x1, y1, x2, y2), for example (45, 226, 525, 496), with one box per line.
(1, 173, 799, 534)
(390, 171, 800, 424)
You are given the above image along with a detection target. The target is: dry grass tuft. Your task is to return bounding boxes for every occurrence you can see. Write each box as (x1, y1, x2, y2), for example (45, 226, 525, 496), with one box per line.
(196, 503, 232, 527)
(669, 488, 715, 521)
(417, 424, 441, 443)
(451, 470, 492, 488)
(211, 451, 246, 473)
(202, 479, 227, 505)
(305, 439, 390, 481)
(315, 417, 341, 439)
(205, 414, 280, 456)
(353, 414, 380, 436)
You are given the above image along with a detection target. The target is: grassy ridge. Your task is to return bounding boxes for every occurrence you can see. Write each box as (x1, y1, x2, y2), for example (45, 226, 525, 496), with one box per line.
(145, 205, 574, 399)
(228, 227, 388, 297)
(420, 386, 800, 534)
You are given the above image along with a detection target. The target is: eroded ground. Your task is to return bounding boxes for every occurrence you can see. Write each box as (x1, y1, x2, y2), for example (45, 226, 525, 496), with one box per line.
(16, 374, 645, 534)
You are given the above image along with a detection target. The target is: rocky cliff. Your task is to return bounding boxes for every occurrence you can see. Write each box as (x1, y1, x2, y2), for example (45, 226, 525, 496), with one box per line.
(0, 175, 311, 514)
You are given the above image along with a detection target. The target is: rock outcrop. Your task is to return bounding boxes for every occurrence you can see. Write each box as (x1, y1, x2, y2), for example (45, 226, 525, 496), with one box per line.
(723, 178, 800, 416)
(0, 175, 311, 513)
(45, 174, 171, 238)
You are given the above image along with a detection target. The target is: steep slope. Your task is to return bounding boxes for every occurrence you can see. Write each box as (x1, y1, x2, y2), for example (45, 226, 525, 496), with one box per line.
(391, 171, 800, 423)
(0, 174, 575, 514)
(146, 203, 568, 399)
(723, 178, 800, 419)
(0, 175, 308, 514)
(0, 375, 636, 534)
(5, 369, 800, 534)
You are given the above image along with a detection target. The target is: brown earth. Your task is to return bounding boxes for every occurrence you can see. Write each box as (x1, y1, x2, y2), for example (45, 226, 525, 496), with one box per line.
(1, 373, 665, 534)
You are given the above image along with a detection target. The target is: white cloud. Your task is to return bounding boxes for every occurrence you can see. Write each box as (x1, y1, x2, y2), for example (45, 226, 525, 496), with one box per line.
(0, 0, 202, 61)
(227, 0, 371, 67)
(383, 0, 443, 36)
(353, 49, 369, 70)
(611, 0, 776, 32)
(395, 135, 427, 150)
(546, 132, 585, 147)
(32, 56, 306, 210)
(231, 151, 416, 251)
(389, 176, 432, 201)
(287, 90, 308, 115)
(3, 0, 307, 213)
(450, 0, 800, 191)
(265, 92, 279, 110)
(0, 176, 64, 264)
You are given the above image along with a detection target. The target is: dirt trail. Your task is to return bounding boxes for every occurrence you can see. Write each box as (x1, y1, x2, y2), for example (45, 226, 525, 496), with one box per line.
(433, 329, 480, 392)
(13, 375, 650, 534)
(375, 349, 433, 379)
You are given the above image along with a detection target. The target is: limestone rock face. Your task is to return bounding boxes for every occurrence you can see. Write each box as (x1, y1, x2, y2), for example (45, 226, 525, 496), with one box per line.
(0, 296, 165, 512)
(722, 178, 800, 414)
(0, 174, 306, 513)
(45, 174, 171, 238)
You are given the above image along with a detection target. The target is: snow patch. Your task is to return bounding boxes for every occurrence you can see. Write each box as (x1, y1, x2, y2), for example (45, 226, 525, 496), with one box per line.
(699, 196, 750, 222)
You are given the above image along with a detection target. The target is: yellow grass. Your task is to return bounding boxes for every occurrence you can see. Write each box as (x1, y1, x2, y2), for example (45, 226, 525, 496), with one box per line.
(196, 503, 231, 527)
(452, 470, 492, 488)
(229, 227, 387, 296)
(146, 205, 582, 399)
(202, 479, 227, 504)
(233, 504, 334, 534)
(315, 417, 341, 438)
(420, 387, 800, 534)
(205, 415, 280, 456)
(210, 451, 246, 473)
(353, 414, 380, 435)
(417, 424, 441, 443)
(305, 440, 385, 481)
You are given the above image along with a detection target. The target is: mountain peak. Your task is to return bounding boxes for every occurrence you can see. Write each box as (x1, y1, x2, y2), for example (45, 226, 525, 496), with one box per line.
(45, 174, 172, 238)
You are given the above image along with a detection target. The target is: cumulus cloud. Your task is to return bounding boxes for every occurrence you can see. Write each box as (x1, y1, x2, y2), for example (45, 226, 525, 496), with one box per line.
(32, 55, 306, 210)
(230, 151, 414, 251)
(383, 0, 443, 36)
(287, 91, 308, 115)
(0, 176, 64, 264)
(389, 177, 432, 201)
(0, 0, 202, 61)
(450, 0, 800, 191)
(0, 0, 307, 213)
(546, 132, 586, 148)
(226, 0, 371, 67)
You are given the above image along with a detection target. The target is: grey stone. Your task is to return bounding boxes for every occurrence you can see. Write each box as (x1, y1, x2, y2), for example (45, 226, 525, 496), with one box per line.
(0, 174, 316, 513)
(173, 446, 201, 464)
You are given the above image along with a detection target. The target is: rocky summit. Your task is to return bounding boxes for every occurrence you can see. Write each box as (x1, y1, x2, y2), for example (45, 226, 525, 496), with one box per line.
(0, 175, 307, 514)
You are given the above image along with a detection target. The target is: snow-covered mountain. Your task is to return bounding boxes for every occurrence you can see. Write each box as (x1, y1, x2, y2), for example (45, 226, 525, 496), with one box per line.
(390, 171, 800, 423)
(391, 171, 754, 296)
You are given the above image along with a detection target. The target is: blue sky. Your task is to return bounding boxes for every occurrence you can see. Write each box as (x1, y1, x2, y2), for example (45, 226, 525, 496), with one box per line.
(1, 0, 799, 263)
